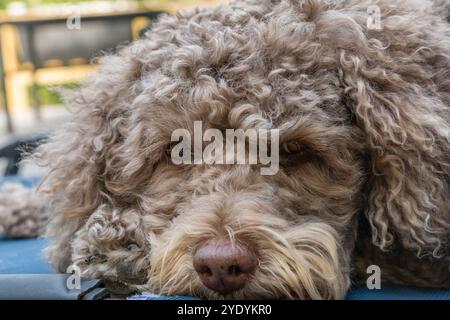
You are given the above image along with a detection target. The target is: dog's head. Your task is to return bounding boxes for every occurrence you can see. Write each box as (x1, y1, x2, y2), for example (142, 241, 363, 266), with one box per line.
(37, 0, 450, 299)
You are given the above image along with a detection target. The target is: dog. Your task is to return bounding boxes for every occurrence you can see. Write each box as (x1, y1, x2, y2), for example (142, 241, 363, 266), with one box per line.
(0, 0, 449, 299)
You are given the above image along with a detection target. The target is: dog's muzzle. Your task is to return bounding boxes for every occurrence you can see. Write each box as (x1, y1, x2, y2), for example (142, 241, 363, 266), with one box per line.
(193, 238, 257, 295)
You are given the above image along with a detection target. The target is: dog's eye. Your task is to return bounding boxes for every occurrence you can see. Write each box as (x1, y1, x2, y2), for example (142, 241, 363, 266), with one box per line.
(84, 255, 96, 264)
(281, 141, 303, 155)
(127, 244, 139, 252)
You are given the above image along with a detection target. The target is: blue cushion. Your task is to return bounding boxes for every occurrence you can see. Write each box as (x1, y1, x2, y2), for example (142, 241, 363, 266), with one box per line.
(0, 176, 42, 188)
(346, 284, 450, 300)
(0, 237, 53, 274)
(1, 176, 450, 300)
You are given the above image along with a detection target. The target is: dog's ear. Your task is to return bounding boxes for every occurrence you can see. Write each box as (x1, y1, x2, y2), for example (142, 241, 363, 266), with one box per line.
(32, 44, 167, 271)
(35, 45, 161, 218)
(336, 13, 450, 256)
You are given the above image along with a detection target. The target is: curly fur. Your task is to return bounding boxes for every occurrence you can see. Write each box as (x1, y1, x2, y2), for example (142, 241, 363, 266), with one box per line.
(0, 183, 47, 238)
(0, 0, 449, 299)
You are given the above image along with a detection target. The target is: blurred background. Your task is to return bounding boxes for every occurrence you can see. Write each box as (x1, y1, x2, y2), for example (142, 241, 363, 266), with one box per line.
(0, 0, 226, 176)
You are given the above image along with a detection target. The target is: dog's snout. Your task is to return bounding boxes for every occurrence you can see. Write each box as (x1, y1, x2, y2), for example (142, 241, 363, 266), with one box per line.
(193, 239, 257, 295)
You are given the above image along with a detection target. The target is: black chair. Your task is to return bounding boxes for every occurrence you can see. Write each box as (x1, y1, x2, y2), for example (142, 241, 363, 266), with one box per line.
(0, 10, 164, 129)
(17, 17, 136, 68)
(0, 134, 45, 176)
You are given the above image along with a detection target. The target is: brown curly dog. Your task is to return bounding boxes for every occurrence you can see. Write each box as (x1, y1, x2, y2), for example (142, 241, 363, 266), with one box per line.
(0, 0, 449, 299)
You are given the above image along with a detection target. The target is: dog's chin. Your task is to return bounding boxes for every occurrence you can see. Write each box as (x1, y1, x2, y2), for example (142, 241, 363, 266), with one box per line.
(146, 220, 350, 300)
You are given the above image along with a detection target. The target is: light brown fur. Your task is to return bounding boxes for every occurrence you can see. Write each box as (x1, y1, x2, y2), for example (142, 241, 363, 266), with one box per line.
(0, 0, 449, 299)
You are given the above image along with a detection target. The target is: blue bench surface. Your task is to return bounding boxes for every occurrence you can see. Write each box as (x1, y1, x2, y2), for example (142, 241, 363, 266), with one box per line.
(0, 238, 53, 274)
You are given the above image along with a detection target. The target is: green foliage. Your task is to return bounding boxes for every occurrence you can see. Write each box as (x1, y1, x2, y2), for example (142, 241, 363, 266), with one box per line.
(27, 82, 79, 106)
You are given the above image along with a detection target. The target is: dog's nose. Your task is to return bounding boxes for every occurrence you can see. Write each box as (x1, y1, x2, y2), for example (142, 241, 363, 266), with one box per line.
(193, 239, 257, 295)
